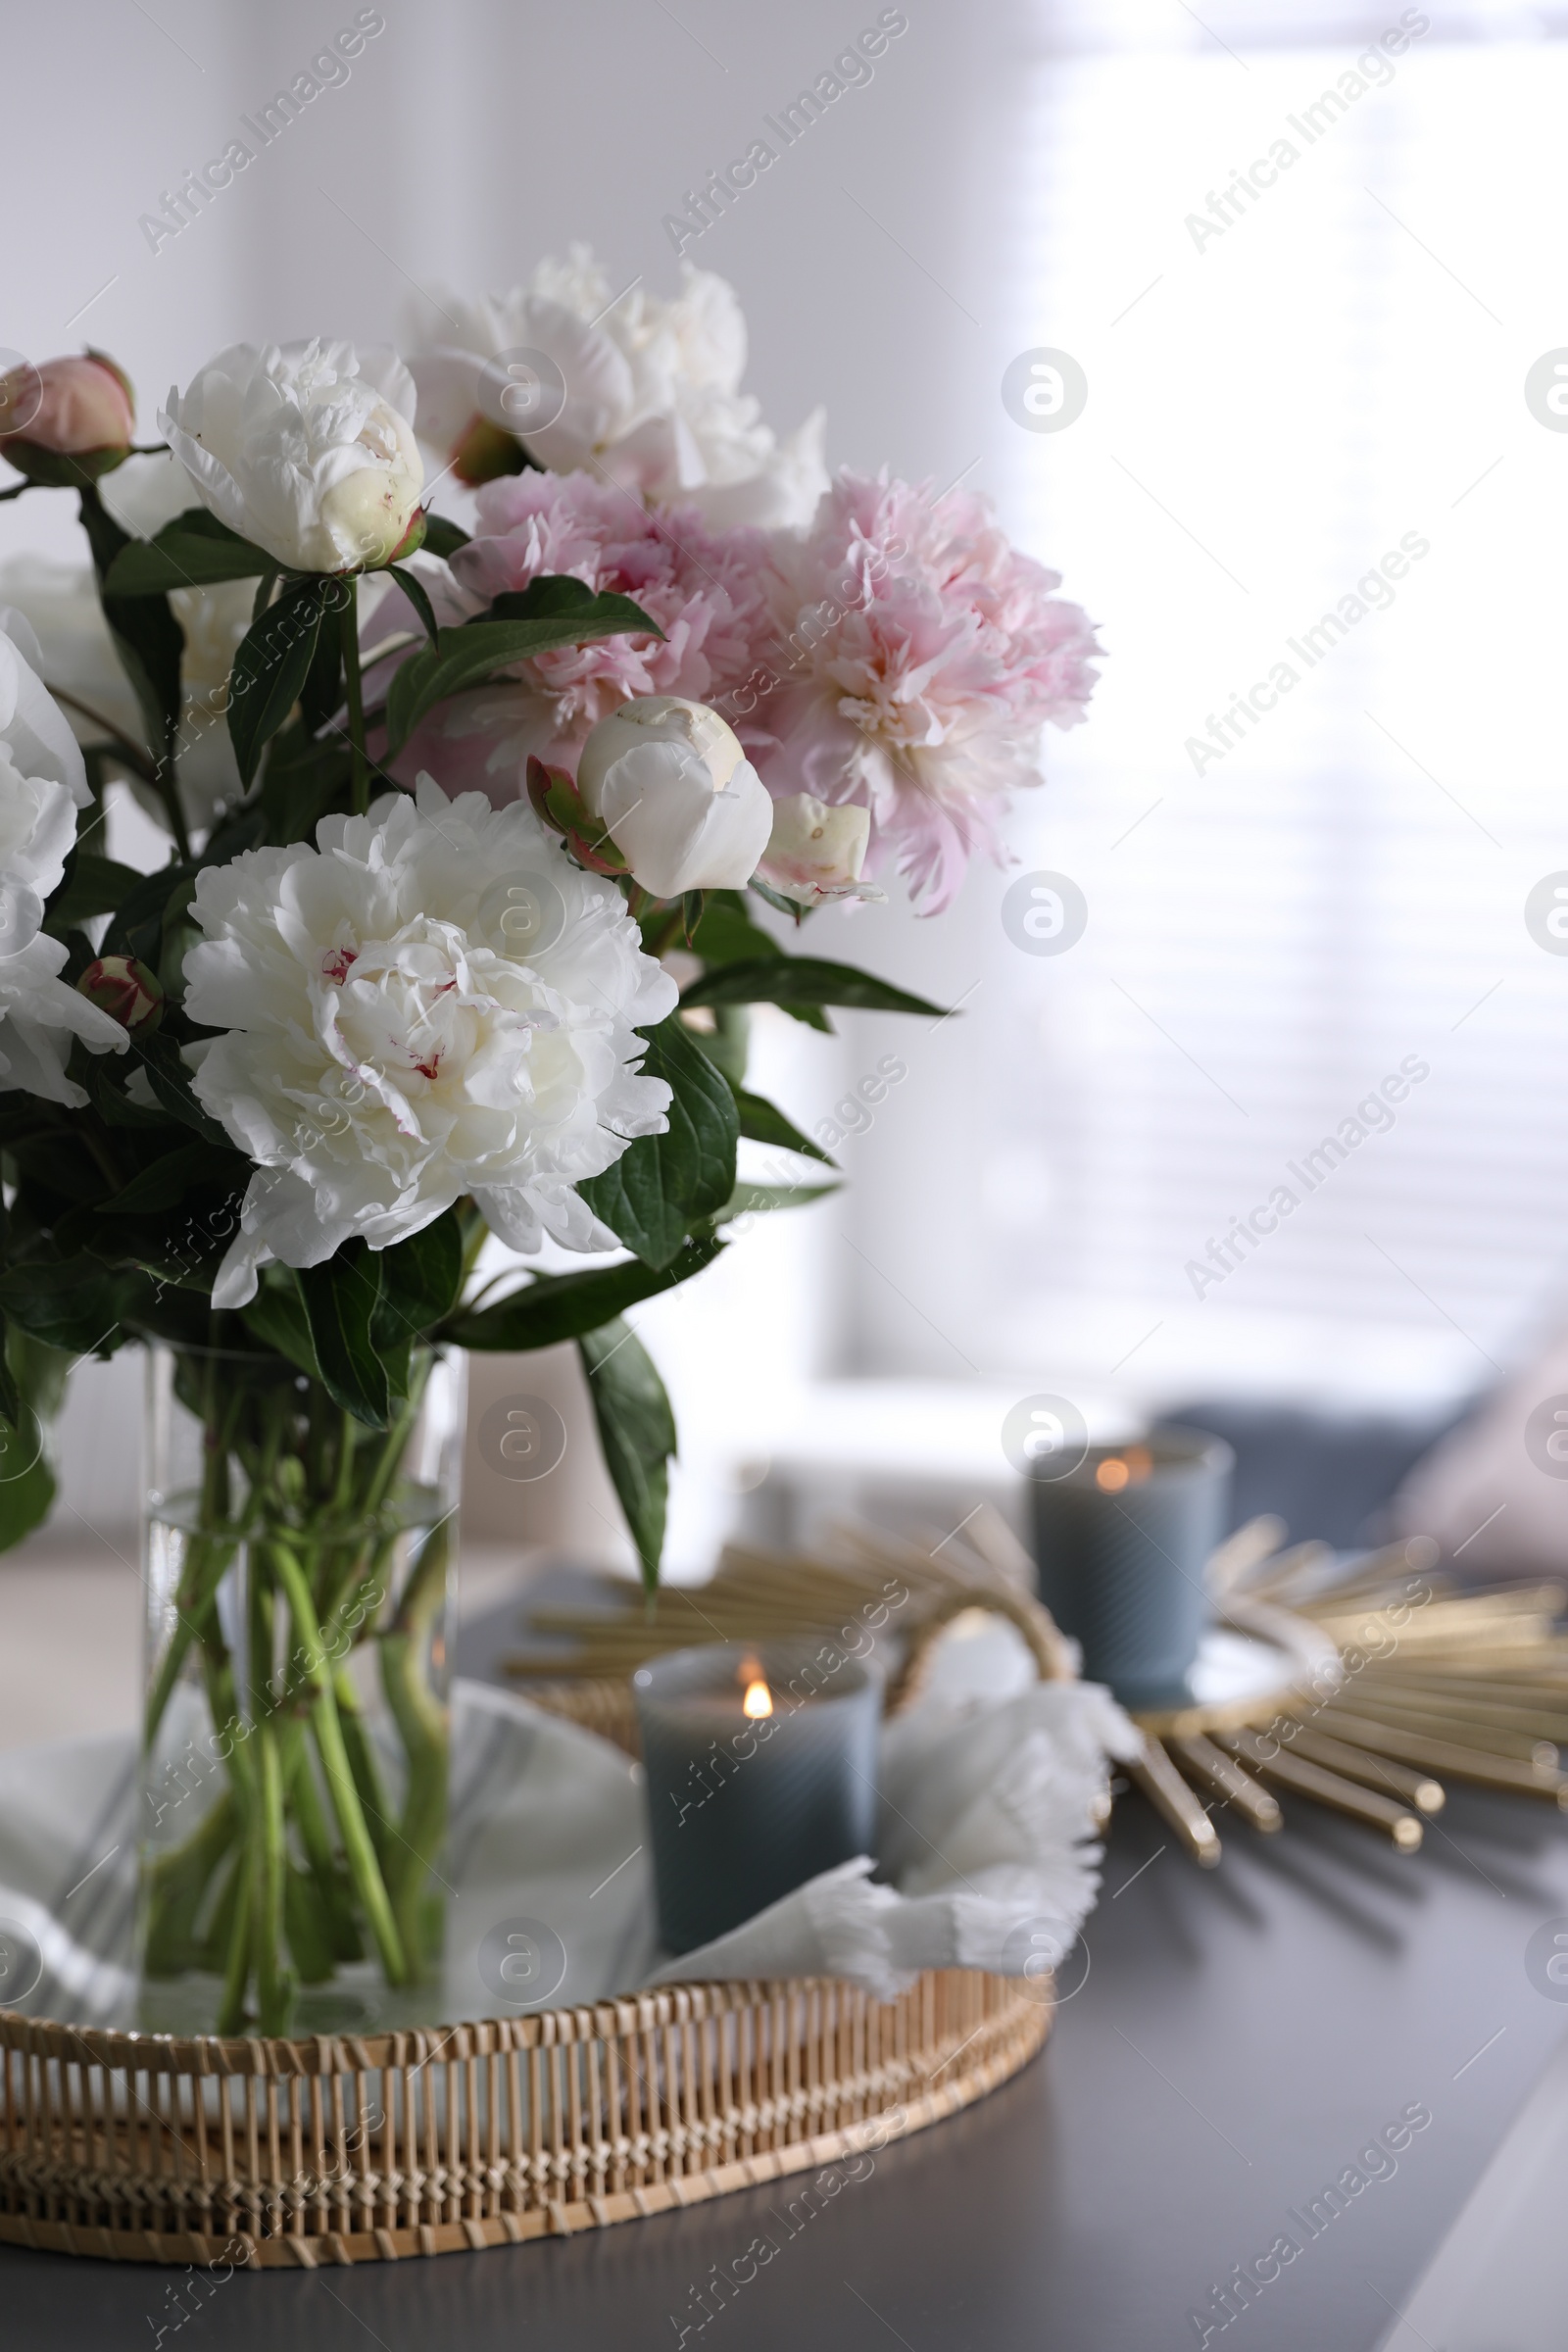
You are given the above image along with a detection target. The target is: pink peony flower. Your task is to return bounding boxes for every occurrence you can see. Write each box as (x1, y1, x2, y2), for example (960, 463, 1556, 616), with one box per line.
(746, 471, 1102, 912)
(390, 470, 772, 807)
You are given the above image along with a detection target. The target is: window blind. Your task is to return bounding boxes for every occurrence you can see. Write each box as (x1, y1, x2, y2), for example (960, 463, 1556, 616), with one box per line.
(963, 24, 1568, 1403)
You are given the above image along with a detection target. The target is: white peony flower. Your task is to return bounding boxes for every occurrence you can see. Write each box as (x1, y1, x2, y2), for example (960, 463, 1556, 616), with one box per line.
(0, 455, 255, 837)
(0, 612, 127, 1103)
(182, 777, 679, 1309)
(0, 559, 144, 750)
(758, 794, 883, 908)
(574, 696, 774, 898)
(410, 249, 828, 530)
(161, 341, 424, 575)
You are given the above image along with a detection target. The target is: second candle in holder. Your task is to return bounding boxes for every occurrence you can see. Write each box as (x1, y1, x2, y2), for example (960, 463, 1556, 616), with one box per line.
(633, 1639, 882, 1955)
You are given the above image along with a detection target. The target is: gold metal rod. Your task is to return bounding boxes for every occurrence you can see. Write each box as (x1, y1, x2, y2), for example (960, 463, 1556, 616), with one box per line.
(1125, 1741, 1223, 1867)
(1167, 1734, 1283, 1832)
(1319, 1695, 1556, 1769)
(1289, 1541, 1441, 1606)
(1353, 1667, 1568, 1701)
(1279, 1724, 1445, 1813)
(1353, 1653, 1568, 1682)
(1312, 1582, 1565, 1624)
(1347, 1681, 1568, 1740)
(1220, 1730, 1422, 1848)
(1315, 1707, 1566, 1798)
(1321, 1622, 1559, 1661)
(1203, 1517, 1291, 1598)
(1350, 1661, 1568, 1689)
(1311, 1593, 1564, 1642)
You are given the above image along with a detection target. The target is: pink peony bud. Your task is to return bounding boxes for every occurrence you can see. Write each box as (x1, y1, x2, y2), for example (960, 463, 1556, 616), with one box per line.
(75, 955, 164, 1033)
(0, 352, 135, 485)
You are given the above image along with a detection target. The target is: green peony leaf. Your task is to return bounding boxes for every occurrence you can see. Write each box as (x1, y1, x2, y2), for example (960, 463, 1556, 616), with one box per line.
(44, 852, 145, 936)
(370, 1209, 466, 1396)
(383, 576, 661, 753)
(228, 576, 338, 786)
(578, 1319, 677, 1591)
(0, 1257, 140, 1356)
(124, 1034, 233, 1150)
(419, 515, 470, 561)
(103, 508, 272, 595)
(680, 956, 950, 1020)
(387, 564, 440, 645)
(713, 1179, 839, 1223)
(240, 1276, 319, 1380)
(576, 1016, 740, 1270)
(450, 1235, 724, 1352)
(96, 1142, 247, 1217)
(77, 485, 183, 774)
(298, 1244, 390, 1429)
(0, 1407, 55, 1554)
(688, 891, 787, 968)
(728, 1085, 837, 1167)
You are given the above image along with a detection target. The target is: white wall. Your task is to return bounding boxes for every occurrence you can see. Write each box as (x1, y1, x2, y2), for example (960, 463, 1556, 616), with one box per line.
(3, 0, 1059, 1550)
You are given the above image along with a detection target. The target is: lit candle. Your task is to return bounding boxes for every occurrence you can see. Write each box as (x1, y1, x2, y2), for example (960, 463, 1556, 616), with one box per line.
(633, 1640, 882, 1955)
(1029, 1426, 1233, 1706)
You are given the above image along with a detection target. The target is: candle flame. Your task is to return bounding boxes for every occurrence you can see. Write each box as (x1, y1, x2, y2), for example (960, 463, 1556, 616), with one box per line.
(743, 1679, 773, 1719)
(1095, 1445, 1153, 1493)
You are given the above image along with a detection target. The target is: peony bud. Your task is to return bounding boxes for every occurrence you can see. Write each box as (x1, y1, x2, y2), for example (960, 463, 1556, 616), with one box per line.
(0, 352, 135, 486)
(574, 696, 774, 899)
(759, 794, 883, 907)
(161, 340, 424, 574)
(75, 955, 165, 1034)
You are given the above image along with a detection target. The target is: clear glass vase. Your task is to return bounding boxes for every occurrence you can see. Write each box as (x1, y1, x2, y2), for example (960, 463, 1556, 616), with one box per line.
(137, 1340, 466, 2036)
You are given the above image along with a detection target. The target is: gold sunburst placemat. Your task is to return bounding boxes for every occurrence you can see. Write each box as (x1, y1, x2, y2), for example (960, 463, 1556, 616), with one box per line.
(500, 1512, 1568, 1866)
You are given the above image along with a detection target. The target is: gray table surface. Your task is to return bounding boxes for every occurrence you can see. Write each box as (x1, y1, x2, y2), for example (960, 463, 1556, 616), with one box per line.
(6, 1616, 1567, 2350)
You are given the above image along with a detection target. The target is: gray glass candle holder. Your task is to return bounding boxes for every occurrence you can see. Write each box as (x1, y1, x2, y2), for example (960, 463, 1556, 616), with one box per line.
(633, 1639, 883, 1956)
(1029, 1425, 1234, 1708)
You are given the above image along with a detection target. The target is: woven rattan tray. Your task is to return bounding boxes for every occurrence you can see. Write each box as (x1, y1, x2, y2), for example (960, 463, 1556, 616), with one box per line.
(0, 1969, 1046, 2268)
(0, 1516, 1077, 2267)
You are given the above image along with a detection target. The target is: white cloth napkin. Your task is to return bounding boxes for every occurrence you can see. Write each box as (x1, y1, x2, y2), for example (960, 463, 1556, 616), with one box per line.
(0, 1673, 1139, 2027)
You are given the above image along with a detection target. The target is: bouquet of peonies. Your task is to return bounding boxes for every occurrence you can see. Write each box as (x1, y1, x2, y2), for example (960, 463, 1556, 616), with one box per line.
(0, 256, 1099, 2031)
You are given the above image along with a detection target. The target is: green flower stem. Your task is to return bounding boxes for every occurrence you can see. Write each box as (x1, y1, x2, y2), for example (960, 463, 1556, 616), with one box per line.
(142, 1534, 236, 1752)
(143, 1374, 247, 1750)
(333, 1665, 394, 1870)
(141, 1347, 454, 2020)
(199, 1634, 254, 1809)
(252, 1723, 293, 2034)
(341, 574, 369, 816)
(216, 1863, 253, 2036)
(363, 1373, 428, 1515)
(141, 1790, 238, 1979)
(319, 1551, 394, 1666)
(379, 1631, 447, 1981)
(330, 1404, 359, 1519)
(197, 1851, 244, 1978)
(279, 1719, 333, 1885)
(379, 1515, 453, 1980)
(270, 1540, 409, 1986)
(281, 1719, 361, 1964)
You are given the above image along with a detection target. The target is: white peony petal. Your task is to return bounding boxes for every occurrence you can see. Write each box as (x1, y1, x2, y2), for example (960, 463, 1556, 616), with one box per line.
(211, 1223, 272, 1312)
(598, 742, 717, 899)
(603, 739, 774, 895)
(163, 340, 424, 575)
(408, 253, 825, 525)
(183, 780, 670, 1283)
(0, 616, 91, 808)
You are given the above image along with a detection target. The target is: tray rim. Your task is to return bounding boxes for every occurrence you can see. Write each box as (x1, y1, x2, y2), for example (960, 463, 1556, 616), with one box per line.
(0, 1966, 1050, 2268)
